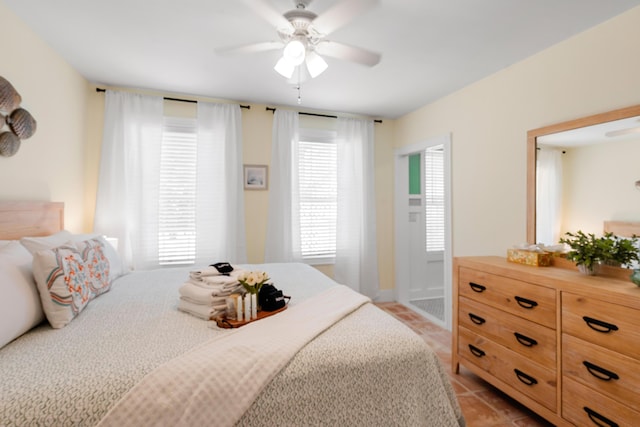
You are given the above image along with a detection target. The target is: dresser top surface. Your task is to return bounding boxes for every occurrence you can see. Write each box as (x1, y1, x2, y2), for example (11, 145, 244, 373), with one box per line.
(455, 256, 640, 309)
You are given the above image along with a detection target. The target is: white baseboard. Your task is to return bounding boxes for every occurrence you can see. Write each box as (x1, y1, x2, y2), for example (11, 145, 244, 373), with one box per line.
(373, 289, 395, 302)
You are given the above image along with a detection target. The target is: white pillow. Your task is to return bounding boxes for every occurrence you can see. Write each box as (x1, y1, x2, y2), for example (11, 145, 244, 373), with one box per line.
(21, 231, 126, 283)
(20, 230, 73, 254)
(0, 242, 45, 348)
(32, 239, 112, 329)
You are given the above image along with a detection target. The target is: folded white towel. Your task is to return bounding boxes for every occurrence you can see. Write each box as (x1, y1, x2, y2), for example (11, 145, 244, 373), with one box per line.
(178, 282, 225, 304)
(189, 267, 224, 280)
(189, 266, 245, 280)
(180, 295, 229, 306)
(188, 278, 243, 296)
(179, 282, 233, 305)
(177, 298, 227, 320)
(202, 275, 239, 286)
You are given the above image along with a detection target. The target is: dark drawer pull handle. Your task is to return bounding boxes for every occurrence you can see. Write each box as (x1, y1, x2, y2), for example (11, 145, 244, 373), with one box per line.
(468, 313, 486, 325)
(513, 368, 537, 386)
(514, 332, 538, 347)
(469, 282, 486, 293)
(468, 344, 485, 358)
(583, 316, 619, 333)
(583, 361, 619, 381)
(583, 406, 619, 427)
(514, 296, 538, 309)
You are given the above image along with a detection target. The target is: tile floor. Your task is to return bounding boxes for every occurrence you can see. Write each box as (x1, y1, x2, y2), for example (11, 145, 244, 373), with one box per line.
(375, 302, 555, 427)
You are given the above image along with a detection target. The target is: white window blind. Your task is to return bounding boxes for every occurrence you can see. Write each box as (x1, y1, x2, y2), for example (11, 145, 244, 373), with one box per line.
(159, 117, 198, 265)
(298, 134, 338, 260)
(425, 146, 445, 252)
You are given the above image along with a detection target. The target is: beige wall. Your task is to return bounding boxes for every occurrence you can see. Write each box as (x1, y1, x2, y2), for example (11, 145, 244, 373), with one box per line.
(394, 6, 640, 258)
(9, 0, 640, 292)
(84, 89, 397, 290)
(0, 2, 90, 232)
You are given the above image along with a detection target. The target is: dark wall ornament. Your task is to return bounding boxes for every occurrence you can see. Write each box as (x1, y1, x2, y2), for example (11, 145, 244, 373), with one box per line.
(0, 132, 20, 157)
(0, 76, 37, 157)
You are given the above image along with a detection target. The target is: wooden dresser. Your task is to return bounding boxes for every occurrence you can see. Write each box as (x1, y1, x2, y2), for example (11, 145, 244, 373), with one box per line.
(453, 256, 640, 427)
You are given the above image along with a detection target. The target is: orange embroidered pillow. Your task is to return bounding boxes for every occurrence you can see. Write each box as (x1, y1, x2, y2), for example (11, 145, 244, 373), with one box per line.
(32, 239, 110, 329)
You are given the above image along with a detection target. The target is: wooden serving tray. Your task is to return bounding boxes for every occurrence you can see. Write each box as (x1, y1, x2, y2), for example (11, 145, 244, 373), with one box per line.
(215, 305, 287, 329)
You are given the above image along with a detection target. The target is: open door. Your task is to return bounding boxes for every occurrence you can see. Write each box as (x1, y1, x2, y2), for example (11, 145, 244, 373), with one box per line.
(394, 134, 452, 329)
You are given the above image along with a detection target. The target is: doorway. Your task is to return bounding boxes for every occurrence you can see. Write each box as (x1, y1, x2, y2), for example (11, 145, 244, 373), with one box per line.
(394, 134, 452, 329)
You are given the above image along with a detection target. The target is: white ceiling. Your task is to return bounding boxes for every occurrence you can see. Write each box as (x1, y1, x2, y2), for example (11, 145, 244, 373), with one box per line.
(537, 116, 640, 147)
(5, 0, 640, 119)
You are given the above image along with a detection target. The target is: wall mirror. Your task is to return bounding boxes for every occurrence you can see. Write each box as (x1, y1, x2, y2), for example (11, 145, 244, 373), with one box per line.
(527, 104, 640, 245)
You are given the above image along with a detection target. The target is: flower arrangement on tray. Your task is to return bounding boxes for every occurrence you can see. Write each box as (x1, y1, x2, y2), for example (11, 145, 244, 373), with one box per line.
(217, 270, 288, 329)
(237, 270, 270, 294)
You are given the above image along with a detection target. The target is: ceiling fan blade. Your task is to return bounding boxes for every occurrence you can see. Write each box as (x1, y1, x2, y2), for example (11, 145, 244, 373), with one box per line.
(316, 41, 381, 67)
(240, 0, 294, 34)
(216, 41, 283, 56)
(312, 0, 379, 35)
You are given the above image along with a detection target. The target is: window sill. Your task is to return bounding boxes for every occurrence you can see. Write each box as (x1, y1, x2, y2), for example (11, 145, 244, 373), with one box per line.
(302, 256, 335, 266)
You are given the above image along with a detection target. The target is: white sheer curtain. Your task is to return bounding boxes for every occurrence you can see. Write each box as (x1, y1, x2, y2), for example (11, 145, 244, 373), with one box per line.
(335, 118, 379, 298)
(536, 148, 563, 245)
(94, 90, 164, 270)
(94, 92, 247, 270)
(196, 102, 247, 264)
(264, 110, 302, 262)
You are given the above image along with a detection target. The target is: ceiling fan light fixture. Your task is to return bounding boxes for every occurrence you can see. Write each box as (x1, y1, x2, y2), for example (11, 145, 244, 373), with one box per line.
(605, 126, 640, 138)
(283, 39, 306, 65)
(306, 51, 328, 78)
(274, 57, 295, 78)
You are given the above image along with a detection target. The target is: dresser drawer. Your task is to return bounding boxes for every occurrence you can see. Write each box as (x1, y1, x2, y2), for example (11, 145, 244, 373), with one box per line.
(562, 334, 640, 411)
(459, 267, 556, 328)
(459, 296, 556, 369)
(458, 327, 556, 411)
(563, 377, 640, 427)
(562, 292, 640, 359)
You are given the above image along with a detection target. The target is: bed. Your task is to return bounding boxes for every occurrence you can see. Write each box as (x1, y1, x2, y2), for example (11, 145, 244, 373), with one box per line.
(0, 201, 464, 426)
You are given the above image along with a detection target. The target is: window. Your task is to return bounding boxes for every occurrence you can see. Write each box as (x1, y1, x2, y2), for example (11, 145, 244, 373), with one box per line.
(158, 117, 198, 265)
(424, 146, 445, 253)
(298, 130, 338, 262)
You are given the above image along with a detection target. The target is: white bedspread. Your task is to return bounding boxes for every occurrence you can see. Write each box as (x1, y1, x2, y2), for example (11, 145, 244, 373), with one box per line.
(0, 263, 464, 426)
(98, 285, 370, 427)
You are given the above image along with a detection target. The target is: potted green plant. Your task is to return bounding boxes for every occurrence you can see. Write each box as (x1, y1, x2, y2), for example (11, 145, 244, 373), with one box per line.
(559, 231, 640, 274)
(600, 232, 639, 267)
(559, 231, 605, 275)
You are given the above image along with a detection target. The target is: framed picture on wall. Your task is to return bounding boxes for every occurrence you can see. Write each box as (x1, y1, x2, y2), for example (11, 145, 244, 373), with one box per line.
(243, 165, 268, 190)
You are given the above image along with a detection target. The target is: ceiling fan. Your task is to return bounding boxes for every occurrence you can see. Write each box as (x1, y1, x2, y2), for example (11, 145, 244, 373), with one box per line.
(217, 0, 381, 80)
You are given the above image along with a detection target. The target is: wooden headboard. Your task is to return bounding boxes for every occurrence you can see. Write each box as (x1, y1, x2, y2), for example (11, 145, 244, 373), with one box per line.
(604, 221, 640, 238)
(0, 201, 64, 240)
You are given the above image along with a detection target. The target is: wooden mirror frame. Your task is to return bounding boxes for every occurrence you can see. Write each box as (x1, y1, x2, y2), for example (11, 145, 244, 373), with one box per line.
(526, 104, 640, 244)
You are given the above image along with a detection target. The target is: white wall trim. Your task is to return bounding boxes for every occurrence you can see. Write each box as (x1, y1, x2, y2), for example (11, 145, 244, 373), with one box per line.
(373, 289, 395, 303)
(394, 133, 453, 330)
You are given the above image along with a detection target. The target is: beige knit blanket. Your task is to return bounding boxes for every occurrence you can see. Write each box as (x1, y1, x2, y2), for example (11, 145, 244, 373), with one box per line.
(97, 285, 370, 427)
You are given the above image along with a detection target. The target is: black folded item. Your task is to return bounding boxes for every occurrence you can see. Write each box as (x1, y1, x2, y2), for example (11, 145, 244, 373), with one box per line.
(209, 262, 234, 274)
(259, 284, 290, 311)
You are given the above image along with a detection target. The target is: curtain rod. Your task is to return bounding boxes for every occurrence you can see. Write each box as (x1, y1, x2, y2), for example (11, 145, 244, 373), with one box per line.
(265, 107, 382, 123)
(95, 88, 250, 110)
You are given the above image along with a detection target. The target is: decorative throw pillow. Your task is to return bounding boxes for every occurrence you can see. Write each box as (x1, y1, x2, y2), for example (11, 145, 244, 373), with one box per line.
(21, 231, 126, 283)
(74, 238, 112, 298)
(32, 240, 111, 329)
(73, 234, 126, 283)
(0, 242, 45, 348)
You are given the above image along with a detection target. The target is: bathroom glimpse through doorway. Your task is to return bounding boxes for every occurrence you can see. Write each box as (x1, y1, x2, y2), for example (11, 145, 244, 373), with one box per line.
(394, 134, 452, 329)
